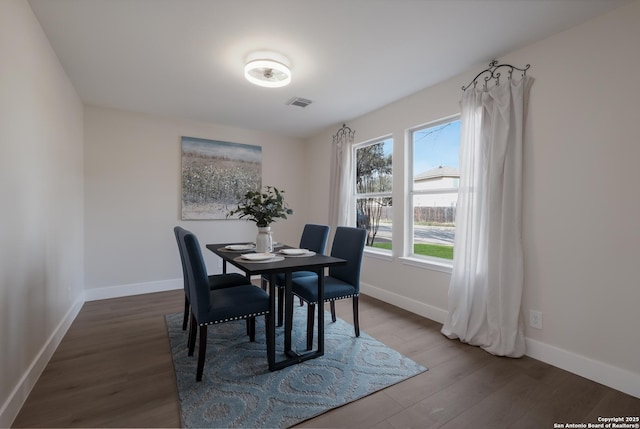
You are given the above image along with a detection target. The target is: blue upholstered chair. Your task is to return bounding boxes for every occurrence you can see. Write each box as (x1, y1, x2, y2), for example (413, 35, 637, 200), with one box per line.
(291, 226, 367, 350)
(261, 224, 330, 326)
(181, 229, 271, 381)
(174, 226, 250, 331)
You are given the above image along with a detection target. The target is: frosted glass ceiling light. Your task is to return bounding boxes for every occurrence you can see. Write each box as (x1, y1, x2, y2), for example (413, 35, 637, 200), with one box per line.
(244, 59, 291, 88)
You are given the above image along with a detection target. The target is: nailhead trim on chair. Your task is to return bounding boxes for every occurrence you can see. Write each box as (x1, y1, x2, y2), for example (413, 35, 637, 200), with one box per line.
(293, 293, 359, 306)
(199, 310, 270, 326)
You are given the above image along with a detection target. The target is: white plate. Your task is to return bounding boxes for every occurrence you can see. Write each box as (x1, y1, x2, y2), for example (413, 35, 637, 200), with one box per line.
(241, 252, 275, 261)
(280, 248, 309, 255)
(225, 244, 255, 251)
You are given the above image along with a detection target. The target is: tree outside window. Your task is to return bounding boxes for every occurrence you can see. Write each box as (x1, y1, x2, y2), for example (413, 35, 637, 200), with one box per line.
(355, 138, 392, 248)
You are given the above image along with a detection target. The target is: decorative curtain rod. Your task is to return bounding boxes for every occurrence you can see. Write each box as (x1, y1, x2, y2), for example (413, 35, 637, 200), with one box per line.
(462, 60, 530, 91)
(333, 124, 355, 144)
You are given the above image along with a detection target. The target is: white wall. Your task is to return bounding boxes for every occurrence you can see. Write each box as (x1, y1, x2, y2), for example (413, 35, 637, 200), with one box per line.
(308, 1, 640, 397)
(0, 0, 85, 426)
(83, 106, 309, 299)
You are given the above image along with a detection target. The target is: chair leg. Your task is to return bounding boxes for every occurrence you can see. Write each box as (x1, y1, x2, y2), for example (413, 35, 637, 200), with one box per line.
(299, 297, 304, 306)
(186, 313, 192, 348)
(196, 325, 207, 382)
(248, 317, 256, 342)
(188, 311, 197, 356)
(353, 296, 360, 337)
(286, 291, 295, 336)
(265, 313, 274, 369)
(182, 296, 189, 330)
(306, 303, 315, 351)
(330, 301, 337, 322)
(277, 287, 284, 327)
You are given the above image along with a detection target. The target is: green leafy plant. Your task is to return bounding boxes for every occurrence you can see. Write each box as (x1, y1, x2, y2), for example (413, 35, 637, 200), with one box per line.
(227, 186, 293, 227)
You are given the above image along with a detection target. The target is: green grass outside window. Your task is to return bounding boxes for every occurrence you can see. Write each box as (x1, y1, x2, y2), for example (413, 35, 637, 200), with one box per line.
(372, 242, 453, 260)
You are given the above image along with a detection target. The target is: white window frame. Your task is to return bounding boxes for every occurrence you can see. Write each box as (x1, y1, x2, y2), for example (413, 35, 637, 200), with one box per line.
(403, 114, 460, 270)
(353, 136, 393, 255)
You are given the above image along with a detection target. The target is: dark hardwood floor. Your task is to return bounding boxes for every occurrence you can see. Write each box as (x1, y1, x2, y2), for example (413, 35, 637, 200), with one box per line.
(12, 289, 640, 428)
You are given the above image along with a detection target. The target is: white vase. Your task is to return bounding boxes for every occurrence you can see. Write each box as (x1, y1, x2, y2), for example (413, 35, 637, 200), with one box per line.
(255, 226, 273, 253)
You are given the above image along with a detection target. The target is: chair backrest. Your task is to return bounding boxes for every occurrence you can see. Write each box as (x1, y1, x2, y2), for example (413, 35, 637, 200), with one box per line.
(299, 224, 330, 254)
(181, 229, 212, 322)
(329, 226, 367, 291)
(174, 226, 190, 298)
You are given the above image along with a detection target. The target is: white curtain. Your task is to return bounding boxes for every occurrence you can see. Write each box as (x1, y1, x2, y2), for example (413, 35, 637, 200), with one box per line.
(441, 76, 533, 357)
(328, 130, 355, 229)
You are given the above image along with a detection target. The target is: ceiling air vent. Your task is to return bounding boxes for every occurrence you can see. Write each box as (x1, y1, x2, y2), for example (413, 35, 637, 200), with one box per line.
(286, 97, 313, 108)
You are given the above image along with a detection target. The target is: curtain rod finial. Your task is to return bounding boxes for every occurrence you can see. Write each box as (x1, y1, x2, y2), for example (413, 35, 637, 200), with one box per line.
(333, 123, 355, 144)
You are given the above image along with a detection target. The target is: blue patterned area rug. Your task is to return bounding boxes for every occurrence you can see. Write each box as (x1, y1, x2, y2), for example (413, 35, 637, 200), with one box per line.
(165, 306, 427, 428)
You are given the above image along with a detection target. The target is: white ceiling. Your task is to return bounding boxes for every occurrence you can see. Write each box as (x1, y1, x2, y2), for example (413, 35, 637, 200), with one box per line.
(28, 0, 630, 139)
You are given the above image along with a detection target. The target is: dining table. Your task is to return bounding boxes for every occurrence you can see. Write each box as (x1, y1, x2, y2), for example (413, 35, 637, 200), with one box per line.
(206, 242, 346, 371)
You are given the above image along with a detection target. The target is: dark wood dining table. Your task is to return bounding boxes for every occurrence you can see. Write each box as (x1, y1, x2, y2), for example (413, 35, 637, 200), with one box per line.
(206, 243, 346, 371)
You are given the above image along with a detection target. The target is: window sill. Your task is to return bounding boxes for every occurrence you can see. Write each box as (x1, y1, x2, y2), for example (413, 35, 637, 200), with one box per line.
(399, 256, 453, 274)
(363, 248, 393, 262)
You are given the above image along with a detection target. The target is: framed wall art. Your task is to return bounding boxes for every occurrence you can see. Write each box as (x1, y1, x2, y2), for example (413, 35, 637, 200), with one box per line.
(181, 136, 262, 220)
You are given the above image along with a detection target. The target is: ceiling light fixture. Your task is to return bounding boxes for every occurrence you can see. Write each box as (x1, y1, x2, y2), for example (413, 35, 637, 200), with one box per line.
(244, 59, 291, 88)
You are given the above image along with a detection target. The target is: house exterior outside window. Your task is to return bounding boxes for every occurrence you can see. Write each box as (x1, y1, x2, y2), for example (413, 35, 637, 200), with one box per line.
(410, 117, 460, 261)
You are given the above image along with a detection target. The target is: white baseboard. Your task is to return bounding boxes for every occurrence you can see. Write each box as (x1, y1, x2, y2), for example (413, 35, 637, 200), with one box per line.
(361, 282, 639, 399)
(0, 296, 84, 429)
(360, 282, 449, 324)
(84, 278, 183, 301)
(525, 338, 640, 399)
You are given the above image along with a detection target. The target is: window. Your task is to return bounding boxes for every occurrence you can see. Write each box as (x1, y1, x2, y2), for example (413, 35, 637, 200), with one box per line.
(354, 137, 393, 250)
(410, 117, 460, 260)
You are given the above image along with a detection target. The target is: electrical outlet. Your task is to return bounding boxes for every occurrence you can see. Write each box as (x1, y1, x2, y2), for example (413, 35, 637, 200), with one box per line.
(529, 310, 543, 329)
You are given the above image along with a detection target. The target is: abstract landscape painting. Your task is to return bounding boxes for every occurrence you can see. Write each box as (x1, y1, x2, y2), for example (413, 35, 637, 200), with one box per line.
(181, 136, 261, 220)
